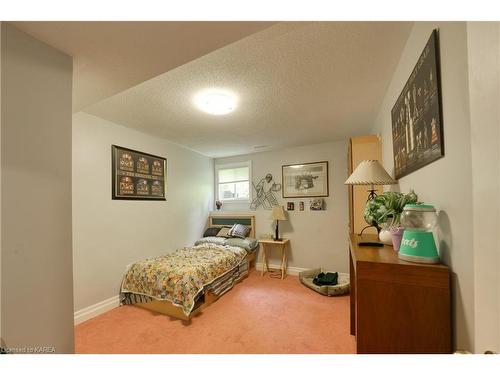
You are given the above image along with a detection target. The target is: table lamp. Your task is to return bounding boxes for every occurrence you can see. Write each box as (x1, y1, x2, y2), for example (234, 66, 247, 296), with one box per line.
(271, 206, 287, 241)
(344, 160, 397, 234)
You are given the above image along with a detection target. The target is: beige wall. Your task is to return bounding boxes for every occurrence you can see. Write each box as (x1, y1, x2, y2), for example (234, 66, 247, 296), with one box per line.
(371, 22, 474, 352)
(72, 112, 213, 311)
(215, 140, 349, 272)
(467, 22, 500, 354)
(1, 24, 74, 353)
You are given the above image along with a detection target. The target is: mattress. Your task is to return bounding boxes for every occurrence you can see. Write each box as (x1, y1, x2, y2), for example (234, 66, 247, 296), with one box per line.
(120, 242, 248, 315)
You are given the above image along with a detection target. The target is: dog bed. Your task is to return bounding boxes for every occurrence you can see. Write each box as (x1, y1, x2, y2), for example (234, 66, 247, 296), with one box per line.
(299, 268, 350, 296)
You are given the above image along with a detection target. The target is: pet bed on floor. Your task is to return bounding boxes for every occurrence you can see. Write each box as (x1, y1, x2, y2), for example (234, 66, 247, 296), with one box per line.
(299, 268, 350, 296)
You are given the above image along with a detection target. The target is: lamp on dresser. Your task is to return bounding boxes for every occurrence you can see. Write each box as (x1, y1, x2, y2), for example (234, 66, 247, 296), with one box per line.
(344, 159, 397, 234)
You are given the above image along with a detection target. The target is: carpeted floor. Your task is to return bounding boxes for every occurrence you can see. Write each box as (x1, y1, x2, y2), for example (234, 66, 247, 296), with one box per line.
(75, 270, 356, 354)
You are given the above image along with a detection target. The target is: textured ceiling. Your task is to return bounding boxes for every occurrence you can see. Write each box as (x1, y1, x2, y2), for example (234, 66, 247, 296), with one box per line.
(14, 21, 413, 157)
(12, 21, 275, 111)
(85, 22, 413, 158)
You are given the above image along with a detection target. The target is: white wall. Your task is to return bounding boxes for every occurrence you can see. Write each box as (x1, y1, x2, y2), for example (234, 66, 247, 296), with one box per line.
(0, 21, 3, 348)
(1, 24, 74, 353)
(72, 112, 213, 311)
(371, 22, 474, 352)
(215, 140, 349, 273)
(498, 23, 500, 355)
(467, 22, 500, 355)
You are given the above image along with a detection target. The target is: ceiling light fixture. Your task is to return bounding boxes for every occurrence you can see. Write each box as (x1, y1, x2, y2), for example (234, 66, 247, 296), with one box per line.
(194, 89, 237, 115)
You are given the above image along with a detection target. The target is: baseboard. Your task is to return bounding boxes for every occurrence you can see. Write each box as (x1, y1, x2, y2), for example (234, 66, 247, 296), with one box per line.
(74, 295, 120, 325)
(254, 262, 307, 276)
(74, 265, 333, 324)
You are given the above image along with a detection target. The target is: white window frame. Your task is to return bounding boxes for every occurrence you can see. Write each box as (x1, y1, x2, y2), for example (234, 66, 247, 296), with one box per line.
(215, 161, 252, 204)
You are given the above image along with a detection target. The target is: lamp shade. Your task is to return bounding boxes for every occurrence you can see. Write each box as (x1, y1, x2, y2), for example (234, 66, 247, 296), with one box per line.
(345, 160, 397, 185)
(271, 206, 287, 221)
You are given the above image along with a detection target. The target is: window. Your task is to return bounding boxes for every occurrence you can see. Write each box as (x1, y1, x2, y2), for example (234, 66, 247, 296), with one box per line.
(215, 162, 251, 202)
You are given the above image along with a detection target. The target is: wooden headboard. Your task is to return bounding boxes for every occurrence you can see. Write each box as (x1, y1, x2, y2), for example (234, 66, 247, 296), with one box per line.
(208, 214, 256, 238)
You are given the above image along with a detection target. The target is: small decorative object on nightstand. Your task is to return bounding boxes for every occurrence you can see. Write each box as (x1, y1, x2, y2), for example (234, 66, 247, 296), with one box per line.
(215, 200, 222, 210)
(259, 238, 290, 279)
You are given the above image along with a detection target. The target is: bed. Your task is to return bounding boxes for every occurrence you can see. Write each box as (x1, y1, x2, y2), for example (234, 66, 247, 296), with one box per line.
(120, 214, 257, 321)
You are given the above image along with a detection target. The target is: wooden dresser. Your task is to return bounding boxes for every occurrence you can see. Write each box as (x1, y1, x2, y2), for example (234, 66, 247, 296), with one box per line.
(349, 233, 451, 353)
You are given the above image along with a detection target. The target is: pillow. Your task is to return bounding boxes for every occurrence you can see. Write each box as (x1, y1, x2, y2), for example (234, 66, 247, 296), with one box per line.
(216, 227, 231, 238)
(203, 226, 221, 237)
(194, 237, 227, 246)
(225, 237, 259, 252)
(228, 223, 251, 239)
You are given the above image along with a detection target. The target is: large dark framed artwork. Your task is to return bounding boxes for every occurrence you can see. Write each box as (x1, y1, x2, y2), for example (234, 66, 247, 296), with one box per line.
(391, 29, 444, 179)
(112, 145, 166, 200)
(282, 161, 329, 198)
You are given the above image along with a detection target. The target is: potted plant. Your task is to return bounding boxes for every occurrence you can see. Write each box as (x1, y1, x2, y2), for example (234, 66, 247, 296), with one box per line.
(363, 195, 389, 233)
(364, 190, 418, 249)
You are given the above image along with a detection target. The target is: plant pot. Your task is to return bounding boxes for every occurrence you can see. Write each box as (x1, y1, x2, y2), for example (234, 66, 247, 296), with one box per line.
(379, 227, 393, 245)
(390, 227, 405, 252)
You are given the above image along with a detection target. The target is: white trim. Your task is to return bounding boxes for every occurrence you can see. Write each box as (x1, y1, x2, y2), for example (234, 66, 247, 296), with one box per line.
(254, 262, 308, 276)
(254, 263, 345, 276)
(215, 160, 252, 170)
(73, 265, 338, 325)
(74, 295, 120, 325)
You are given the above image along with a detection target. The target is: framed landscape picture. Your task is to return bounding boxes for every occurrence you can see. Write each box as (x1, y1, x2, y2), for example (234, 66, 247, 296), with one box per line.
(391, 29, 444, 179)
(282, 161, 329, 198)
(112, 145, 166, 200)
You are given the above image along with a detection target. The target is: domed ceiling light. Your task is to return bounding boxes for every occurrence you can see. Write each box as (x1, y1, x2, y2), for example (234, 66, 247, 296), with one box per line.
(194, 89, 237, 115)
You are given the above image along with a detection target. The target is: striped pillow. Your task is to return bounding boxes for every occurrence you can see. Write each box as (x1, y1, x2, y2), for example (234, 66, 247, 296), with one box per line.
(228, 223, 250, 239)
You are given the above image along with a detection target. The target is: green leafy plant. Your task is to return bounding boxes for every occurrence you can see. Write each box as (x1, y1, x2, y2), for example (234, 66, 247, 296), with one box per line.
(364, 190, 418, 228)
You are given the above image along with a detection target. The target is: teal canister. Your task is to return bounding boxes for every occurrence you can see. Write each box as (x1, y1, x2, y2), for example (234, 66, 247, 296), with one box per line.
(398, 204, 440, 264)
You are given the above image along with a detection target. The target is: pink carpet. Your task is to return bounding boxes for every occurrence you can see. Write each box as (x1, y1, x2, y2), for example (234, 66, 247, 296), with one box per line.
(75, 270, 356, 354)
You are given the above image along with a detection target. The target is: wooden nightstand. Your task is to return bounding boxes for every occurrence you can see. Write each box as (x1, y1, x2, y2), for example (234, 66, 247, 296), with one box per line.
(259, 239, 290, 279)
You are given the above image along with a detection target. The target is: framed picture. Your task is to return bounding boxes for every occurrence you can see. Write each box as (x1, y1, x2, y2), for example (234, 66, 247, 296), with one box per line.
(111, 145, 166, 200)
(282, 161, 329, 198)
(391, 29, 444, 179)
(310, 198, 325, 211)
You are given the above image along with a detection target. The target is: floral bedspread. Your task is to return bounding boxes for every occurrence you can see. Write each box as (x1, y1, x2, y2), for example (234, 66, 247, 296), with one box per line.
(121, 243, 247, 315)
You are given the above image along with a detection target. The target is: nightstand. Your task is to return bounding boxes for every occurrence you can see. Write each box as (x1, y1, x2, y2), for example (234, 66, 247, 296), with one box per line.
(259, 238, 290, 279)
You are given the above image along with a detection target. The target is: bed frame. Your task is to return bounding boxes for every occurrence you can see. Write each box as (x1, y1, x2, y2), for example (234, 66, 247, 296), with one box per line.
(134, 214, 256, 322)
(208, 213, 256, 239)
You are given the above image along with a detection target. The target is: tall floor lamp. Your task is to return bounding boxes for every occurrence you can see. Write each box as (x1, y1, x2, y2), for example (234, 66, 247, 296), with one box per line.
(344, 160, 397, 234)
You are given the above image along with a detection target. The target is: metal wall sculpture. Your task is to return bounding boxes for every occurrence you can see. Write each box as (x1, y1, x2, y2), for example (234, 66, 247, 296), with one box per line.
(250, 173, 281, 210)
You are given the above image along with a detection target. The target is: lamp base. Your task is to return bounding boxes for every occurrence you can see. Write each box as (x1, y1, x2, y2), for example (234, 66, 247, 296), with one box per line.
(367, 188, 377, 200)
(361, 187, 381, 236)
(360, 224, 381, 235)
(274, 220, 281, 242)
